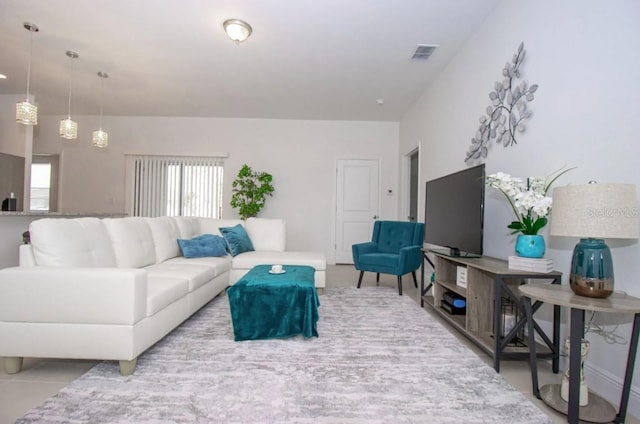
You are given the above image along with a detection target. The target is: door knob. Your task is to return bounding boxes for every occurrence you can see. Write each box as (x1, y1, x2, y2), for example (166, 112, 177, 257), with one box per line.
(373, 215, 379, 219)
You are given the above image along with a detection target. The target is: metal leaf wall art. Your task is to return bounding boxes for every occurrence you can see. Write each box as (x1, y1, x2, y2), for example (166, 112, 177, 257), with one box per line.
(465, 42, 538, 164)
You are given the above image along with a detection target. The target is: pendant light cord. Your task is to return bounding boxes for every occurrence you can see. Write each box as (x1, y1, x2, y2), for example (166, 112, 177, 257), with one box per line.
(66, 56, 74, 118)
(25, 28, 33, 100)
(99, 76, 104, 129)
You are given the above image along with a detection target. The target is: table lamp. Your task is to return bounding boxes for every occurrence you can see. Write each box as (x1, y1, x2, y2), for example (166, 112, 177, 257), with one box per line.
(550, 182, 639, 298)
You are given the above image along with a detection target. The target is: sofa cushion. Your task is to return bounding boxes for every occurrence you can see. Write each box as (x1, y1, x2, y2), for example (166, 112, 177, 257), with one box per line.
(103, 217, 156, 268)
(174, 217, 201, 239)
(145, 216, 181, 263)
(219, 224, 254, 257)
(244, 218, 286, 252)
(164, 256, 232, 276)
(29, 218, 117, 267)
(377, 221, 420, 254)
(177, 234, 228, 258)
(198, 219, 243, 236)
(231, 251, 326, 271)
(145, 262, 219, 292)
(146, 275, 189, 316)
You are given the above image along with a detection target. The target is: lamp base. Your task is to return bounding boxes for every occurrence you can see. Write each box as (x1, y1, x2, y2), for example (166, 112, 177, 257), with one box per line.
(570, 275, 613, 298)
(569, 238, 614, 299)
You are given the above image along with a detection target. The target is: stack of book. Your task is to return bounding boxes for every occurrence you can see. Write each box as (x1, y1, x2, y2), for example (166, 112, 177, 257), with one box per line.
(508, 256, 554, 273)
(441, 291, 466, 315)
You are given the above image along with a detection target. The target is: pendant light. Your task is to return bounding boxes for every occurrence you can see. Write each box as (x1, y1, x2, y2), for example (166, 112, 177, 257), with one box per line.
(92, 71, 109, 148)
(59, 51, 79, 139)
(16, 22, 39, 125)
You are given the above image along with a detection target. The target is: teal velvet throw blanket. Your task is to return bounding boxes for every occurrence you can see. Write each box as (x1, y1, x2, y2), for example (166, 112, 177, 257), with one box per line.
(227, 265, 320, 341)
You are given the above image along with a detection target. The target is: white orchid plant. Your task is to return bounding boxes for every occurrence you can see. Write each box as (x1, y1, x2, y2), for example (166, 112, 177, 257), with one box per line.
(486, 168, 573, 235)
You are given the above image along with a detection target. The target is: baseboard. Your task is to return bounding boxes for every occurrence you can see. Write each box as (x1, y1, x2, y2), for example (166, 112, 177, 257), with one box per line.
(584, 362, 640, 420)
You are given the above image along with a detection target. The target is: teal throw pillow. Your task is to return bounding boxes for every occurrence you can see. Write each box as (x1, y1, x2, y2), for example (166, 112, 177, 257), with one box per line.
(219, 224, 254, 257)
(177, 234, 228, 258)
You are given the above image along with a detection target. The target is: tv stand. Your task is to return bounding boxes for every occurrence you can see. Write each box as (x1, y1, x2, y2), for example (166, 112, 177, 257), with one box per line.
(420, 249, 562, 373)
(428, 247, 481, 259)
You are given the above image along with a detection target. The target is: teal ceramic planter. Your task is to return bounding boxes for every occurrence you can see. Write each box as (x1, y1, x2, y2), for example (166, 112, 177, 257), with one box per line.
(515, 235, 546, 258)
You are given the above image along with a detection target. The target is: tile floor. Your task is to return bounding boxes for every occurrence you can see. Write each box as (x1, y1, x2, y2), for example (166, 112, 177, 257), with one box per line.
(0, 265, 637, 424)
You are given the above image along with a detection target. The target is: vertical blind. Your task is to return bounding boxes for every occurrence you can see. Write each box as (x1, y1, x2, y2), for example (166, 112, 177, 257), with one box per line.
(131, 155, 224, 218)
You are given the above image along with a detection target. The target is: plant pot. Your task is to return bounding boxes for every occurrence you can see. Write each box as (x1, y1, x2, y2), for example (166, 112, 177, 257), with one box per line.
(515, 235, 545, 258)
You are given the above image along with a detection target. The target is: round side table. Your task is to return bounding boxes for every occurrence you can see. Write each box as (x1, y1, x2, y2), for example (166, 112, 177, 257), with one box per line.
(519, 284, 640, 424)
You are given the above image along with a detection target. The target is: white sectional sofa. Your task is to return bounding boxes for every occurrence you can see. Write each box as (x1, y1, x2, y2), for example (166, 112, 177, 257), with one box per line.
(0, 216, 325, 375)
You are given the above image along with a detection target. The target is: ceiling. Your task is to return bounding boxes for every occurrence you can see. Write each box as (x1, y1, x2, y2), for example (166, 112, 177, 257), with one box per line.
(0, 0, 501, 121)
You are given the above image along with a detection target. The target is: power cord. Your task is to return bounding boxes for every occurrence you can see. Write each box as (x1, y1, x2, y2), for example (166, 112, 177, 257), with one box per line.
(584, 310, 628, 345)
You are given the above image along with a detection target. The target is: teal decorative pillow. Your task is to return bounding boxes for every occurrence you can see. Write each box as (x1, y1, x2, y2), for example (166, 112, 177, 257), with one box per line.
(219, 224, 254, 256)
(177, 234, 228, 258)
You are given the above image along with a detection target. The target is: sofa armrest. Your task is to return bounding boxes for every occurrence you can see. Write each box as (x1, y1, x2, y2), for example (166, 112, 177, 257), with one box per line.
(398, 245, 423, 274)
(352, 242, 378, 269)
(0, 267, 147, 325)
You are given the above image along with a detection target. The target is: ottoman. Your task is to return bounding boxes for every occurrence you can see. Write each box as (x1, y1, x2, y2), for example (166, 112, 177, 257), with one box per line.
(227, 265, 320, 341)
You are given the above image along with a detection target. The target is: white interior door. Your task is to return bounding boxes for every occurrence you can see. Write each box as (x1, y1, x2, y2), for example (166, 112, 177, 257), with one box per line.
(335, 159, 379, 264)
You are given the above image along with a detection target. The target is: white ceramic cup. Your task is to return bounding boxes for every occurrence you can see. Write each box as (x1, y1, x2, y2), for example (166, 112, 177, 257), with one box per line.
(271, 264, 283, 273)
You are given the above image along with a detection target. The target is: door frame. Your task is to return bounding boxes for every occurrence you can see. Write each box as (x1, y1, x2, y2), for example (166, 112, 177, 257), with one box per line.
(402, 146, 420, 223)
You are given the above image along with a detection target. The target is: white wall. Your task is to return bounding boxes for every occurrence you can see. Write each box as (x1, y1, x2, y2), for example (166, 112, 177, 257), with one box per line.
(0, 94, 29, 158)
(400, 0, 640, 416)
(33, 115, 400, 263)
(0, 94, 34, 206)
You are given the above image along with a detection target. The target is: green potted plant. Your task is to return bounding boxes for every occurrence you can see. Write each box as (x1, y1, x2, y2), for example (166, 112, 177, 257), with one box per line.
(230, 164, 275, 220)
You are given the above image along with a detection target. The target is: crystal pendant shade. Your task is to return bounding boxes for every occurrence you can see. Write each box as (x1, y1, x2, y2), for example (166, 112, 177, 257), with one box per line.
(59, 118, 78, 139)
(16, 101, 38, 125)
(92, 129, 108, 148)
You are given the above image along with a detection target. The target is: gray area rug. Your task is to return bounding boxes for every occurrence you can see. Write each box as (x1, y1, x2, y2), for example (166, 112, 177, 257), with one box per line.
(17, 287, 552, 423)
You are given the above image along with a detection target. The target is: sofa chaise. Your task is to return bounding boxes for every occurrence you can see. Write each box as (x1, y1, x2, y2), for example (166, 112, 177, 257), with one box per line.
(0, 216, 326, 375)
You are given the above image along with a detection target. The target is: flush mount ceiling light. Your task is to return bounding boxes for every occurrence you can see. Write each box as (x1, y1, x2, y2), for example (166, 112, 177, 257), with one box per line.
(16, 22, 39, 125)
(92, 71, 109, 148)
(223, 19, 252, 44)
(59, 50, 79, 139)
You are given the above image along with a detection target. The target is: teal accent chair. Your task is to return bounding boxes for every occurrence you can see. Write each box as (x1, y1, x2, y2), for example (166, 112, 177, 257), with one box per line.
(352, 220, 425, 295)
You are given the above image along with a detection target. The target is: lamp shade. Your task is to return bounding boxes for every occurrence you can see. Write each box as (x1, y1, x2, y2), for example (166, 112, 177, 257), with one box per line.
(550, 183, 639, 239)
(16, 101, 37, 125)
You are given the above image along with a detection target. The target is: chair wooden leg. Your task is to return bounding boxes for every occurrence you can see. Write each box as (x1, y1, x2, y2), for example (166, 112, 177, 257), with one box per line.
(357, 271, 365, 288)
(397, 275, 403, 296)
(376, 273, 380, 286)
(412, 271, 418, 288)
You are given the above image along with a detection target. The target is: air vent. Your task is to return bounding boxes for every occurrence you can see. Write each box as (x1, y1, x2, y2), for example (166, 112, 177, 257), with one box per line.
(411, 44, 438, 60)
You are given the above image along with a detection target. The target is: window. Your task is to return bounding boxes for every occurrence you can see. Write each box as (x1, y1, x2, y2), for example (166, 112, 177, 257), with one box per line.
(30, 155, 59, 212)
(130, 155, 224, 218)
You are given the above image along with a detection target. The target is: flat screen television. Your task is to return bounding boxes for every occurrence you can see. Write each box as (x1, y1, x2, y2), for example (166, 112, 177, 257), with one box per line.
(424, 164, 485, 257)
